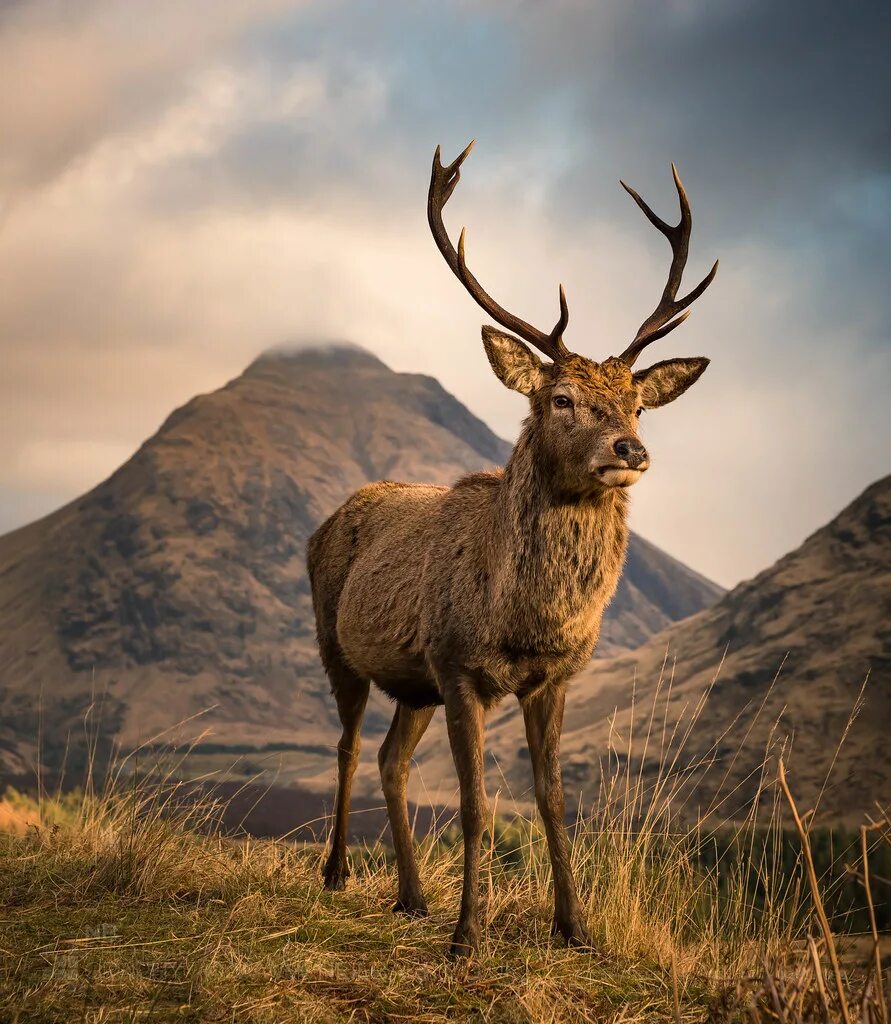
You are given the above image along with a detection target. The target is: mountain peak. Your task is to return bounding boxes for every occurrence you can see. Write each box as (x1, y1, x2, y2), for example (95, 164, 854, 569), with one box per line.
(244, 343, 388, 380)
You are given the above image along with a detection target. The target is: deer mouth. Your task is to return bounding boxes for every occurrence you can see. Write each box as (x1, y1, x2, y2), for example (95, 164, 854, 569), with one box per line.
(596, 466, 646, 488)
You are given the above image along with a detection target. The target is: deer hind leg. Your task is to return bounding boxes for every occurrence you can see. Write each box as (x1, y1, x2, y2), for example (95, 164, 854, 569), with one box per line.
(322, 664, 370, 891)
(378, 701, 436, 916)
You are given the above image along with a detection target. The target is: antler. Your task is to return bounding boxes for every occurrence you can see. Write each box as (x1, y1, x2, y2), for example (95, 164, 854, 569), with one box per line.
(428, 141, 569, 362)
(618, 164, 718, 367)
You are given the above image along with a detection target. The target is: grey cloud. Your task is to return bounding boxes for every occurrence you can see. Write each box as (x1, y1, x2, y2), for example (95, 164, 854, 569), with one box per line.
(130, 0, 890, 338)
(524, 1, 891, 338)
(519, 1, 891, 191)
(0, 0, 296, 192)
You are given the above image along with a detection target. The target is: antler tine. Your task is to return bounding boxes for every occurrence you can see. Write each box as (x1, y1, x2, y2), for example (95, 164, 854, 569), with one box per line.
(428, 142, 569, 362)
(618, 163, 718, 367)
(555, 282, 569, 339)
(436, 139, 475, 205)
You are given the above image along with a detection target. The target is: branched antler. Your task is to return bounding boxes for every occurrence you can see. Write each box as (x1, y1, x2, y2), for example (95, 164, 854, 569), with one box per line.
(428, 142, 569, 362)
(619, 164, 718, 367)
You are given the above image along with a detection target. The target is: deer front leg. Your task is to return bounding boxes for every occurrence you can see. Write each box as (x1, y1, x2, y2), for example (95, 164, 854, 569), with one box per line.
(443, 680, 487, 958)
(521, 683, 593, 949)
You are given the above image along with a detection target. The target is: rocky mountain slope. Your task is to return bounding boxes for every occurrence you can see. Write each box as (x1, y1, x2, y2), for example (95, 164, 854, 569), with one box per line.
(0, 345, 722, 779)
(410, 475, 890, 823)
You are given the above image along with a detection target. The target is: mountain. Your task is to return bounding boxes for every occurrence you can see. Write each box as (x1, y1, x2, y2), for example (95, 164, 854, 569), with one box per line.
(0, 345, 722, 781)
(426, 475, 890, 824)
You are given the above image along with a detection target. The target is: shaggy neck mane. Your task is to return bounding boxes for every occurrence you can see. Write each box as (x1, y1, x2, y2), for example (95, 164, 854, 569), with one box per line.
(488, 419, 630, 632)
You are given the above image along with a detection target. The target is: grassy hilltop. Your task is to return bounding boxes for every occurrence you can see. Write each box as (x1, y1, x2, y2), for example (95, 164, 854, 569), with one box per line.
(1, 745, 888, 1023)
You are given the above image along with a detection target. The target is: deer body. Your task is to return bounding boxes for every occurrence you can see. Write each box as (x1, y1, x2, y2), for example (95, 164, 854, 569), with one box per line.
(308, 142, 718, 956)
(313, 431, 629, 711)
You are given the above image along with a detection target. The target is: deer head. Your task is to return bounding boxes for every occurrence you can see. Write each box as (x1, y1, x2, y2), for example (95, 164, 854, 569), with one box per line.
(428, 142, 718, 495)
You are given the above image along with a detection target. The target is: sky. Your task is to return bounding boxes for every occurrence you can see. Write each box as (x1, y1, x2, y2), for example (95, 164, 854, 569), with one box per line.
(0, 0, 888, 587)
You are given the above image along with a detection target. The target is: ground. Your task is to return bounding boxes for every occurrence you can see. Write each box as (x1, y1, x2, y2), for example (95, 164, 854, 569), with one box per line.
(0, 764, 886, 1022)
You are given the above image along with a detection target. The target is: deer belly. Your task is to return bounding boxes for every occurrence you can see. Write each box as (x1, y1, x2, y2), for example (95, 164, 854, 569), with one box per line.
(335, 562, 437, 699)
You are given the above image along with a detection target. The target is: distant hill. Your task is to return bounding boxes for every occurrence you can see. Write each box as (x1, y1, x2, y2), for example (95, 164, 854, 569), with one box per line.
(0, 345, 722, 779)
(418, 475, 890, 824)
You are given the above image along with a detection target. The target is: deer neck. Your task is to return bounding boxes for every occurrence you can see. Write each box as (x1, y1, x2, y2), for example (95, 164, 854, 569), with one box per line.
(490, 422, 630, 639)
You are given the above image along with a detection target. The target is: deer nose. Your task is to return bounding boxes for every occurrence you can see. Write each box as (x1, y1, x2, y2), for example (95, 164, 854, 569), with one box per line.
(613, 438, 648, 469)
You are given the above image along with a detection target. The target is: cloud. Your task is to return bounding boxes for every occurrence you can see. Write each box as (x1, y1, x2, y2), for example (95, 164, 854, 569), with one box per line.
(0, 0, 887, 587)
(0, 0, 298, 192)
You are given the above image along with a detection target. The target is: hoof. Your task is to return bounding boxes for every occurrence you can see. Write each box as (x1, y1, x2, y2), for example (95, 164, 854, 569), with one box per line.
(392, 898, 429, 918)
(551, 917, 595, 950)
(448, 926, 480, 959)
(322, 858, 349, 891)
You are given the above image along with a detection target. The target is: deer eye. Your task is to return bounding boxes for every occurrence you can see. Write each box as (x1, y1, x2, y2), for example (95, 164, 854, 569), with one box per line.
(553, 395, 572, 409)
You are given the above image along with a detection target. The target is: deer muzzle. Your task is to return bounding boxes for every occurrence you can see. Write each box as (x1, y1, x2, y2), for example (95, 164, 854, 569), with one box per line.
(592, 438, 649, 488)
(612, 437, 649, 470)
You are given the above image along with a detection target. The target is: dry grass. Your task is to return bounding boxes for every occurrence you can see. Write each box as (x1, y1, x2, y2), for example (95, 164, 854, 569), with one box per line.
(0, 780, 739, 1023)
(0, 684, 887, 1023)
(0, 816, 719, 1022)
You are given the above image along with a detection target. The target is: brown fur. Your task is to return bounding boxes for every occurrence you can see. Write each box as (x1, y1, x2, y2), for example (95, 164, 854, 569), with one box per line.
(307, 333, 709, 956)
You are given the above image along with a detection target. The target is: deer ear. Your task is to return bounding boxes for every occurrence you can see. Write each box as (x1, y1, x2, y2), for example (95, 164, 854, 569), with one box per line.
(633, 357, 709, 409)
(482, 326, 545, 396)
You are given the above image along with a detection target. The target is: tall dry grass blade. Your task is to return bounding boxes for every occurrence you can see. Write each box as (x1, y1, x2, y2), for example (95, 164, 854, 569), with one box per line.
(860, 823, 888, 1024)
(812, 674, 868, 820)
(670, 949, 682, 1024)
(702, 651, 785, 822)
(808, 936, 833, 1024)
(779, 760, 851, 1024)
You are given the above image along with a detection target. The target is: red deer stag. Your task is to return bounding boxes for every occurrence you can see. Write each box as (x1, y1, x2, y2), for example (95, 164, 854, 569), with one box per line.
(307, 141, 718, 957)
